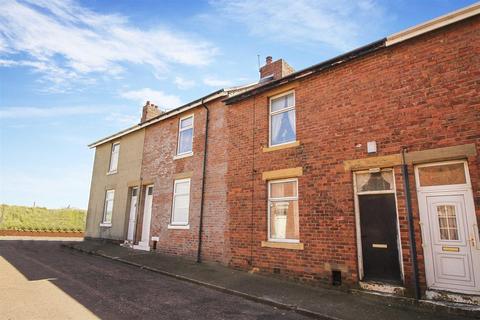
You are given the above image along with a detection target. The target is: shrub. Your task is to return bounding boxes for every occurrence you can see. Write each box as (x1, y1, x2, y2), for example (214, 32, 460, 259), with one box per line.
(0, 204, 86, 233)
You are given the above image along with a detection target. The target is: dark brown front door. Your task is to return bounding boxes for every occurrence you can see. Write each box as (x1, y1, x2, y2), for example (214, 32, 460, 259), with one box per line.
(359, 194, 401, 283)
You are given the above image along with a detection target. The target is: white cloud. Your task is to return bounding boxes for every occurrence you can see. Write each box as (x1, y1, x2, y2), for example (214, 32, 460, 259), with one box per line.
(174, 76, 196, 90)
(0, 166, 91, 209)
(120, 88, 182, 109)
(0, 105, 138, 127)
(210, 0, 386, 51)
(0, 0, 218, 90)
(203, 76, 233, 87)
(0, 106, 102, 119)
(104, 112, 138, 126)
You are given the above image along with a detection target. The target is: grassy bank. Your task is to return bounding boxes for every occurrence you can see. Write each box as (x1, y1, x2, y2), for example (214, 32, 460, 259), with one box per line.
(0, 204, 86, 232)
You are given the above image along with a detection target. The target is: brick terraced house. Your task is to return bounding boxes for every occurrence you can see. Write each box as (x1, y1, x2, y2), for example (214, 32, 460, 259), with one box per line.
(86, 4, 480, 304)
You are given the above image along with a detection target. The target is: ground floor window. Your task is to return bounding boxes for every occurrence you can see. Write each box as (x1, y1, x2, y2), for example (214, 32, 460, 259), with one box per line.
(268, 179, 299, 242)
(171, 179, 191, 226)
(102, 190, 115, 225)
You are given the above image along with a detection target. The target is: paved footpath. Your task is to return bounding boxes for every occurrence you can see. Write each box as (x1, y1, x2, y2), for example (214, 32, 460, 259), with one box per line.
(0, 240, 309, 320)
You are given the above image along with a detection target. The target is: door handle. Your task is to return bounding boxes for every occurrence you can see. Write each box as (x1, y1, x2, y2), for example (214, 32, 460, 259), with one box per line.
(472, 224, 480, 250)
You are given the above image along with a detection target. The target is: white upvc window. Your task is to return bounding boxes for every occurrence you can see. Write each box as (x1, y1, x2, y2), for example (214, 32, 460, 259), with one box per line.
(108, 142, 120, 173)
(269, 91, 296, 147)
(268, 179, 299, 242)
(102, 190, 115, 225)
(177, 115, 194, 156)
(170, 179, 191, 226)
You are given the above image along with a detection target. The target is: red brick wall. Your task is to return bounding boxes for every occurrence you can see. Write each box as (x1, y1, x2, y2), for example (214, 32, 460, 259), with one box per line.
(226, 16, 480, 293)
(260, 58, 295, 80)
(140, 99, 230, 263)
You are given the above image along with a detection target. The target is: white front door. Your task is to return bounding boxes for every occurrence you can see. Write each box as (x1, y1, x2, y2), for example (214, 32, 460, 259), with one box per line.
(126, 187, 138, 241)
(416, 161, 480, 295)
(135, 185, 153, 251)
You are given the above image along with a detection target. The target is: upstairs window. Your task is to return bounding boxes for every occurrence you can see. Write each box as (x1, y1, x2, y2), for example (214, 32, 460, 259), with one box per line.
(171, 179, 191, 226)
(102, 190, 115, 225)
(108, 142, 120, 173)
(270, 91, 296, 146)
(177, 115, 194, 155)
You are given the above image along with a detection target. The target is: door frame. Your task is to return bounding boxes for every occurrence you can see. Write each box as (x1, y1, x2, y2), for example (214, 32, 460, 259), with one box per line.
(133, 184, 154, 251)
(125, 186, 139, 242)
(353, 168, 405, 282)
(414, 160, 479, 293)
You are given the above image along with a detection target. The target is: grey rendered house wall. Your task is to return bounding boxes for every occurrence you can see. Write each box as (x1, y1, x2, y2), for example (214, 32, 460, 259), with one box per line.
(85, 129, 145, 240)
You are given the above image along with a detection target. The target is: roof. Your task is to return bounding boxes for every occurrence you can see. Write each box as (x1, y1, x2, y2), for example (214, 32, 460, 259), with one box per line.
(88, 83, 255, 148)
(224, 2, 480, 105)
(89, 3, 479, 148)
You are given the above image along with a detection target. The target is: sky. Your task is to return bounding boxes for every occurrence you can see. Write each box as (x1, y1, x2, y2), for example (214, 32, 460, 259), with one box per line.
(0, 0, 477, 209)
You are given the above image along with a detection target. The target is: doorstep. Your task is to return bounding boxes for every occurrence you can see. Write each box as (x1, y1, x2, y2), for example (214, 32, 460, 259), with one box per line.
(359, 281, 406, 296)
(132, 242, 150, 251)
(426, 289, 480, 306)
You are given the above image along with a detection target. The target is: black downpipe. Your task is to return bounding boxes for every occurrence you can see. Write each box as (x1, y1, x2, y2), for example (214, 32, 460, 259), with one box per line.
(401, 148, 421, 300)
(197, 99, 209, 263)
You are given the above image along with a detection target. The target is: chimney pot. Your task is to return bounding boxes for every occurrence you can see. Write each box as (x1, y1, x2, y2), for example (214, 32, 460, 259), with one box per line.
(259, 57, 295, 81)
(141, 100, 161, 123)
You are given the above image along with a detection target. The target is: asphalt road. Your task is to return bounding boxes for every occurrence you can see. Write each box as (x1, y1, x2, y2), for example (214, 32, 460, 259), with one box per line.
(0, 240, 309, 320)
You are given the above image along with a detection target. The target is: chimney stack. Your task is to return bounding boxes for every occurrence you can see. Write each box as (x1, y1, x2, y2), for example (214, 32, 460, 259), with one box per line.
(259, 55, 295, 81)
(141, 101, 162, 123)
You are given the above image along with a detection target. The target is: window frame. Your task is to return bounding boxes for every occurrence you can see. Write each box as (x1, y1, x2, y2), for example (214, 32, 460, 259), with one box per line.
(176, 114, 194, 156)
(101, 189, 115, 226)
(414, 160, 472, 192)
(267, 178, 300, 243)
(269, 90, 296, 147)
(436, 204, 460, 241)
(170, 178, 191, 227)
(108, 142, 120, 174)
(355, 169, 396, 195)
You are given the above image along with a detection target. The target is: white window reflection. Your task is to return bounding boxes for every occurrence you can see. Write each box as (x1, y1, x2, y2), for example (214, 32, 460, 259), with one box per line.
(177, 115, 193, 155)
(437, 205, 459, 240)
(171, 179, 190, 225)
(270, 92, 296, 146)
(268, 179, 299, 241)
(103, 190, 115, 224)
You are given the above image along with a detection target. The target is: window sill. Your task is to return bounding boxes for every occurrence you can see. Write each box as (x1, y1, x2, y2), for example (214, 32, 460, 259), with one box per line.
(263, 141, 300, 153)
(106, 171, 117, 176)
(261, 241, 304, 250)
(168, 224, 190, 229)
(99, 223, 112, 228)
(173, 152, 193, 160)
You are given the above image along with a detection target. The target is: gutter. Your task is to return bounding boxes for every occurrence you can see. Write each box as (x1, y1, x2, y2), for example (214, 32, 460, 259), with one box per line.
(88, 90, 225, 148)
(197, 98, 209, 263)
(224, 39, 386, 105)
(88, 83, 258, 149)
(386, 2, 480, 46)
(225, 3, 480, 105)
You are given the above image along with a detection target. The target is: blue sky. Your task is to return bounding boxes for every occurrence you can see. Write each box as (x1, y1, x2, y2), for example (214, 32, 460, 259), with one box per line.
(0, 0, 476, 209)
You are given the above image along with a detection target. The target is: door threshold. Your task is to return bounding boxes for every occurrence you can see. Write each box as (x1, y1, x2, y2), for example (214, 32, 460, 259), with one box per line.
(426, 289, 480, 306)
(132, 244, 150, 251)
(359, 281, 406, 296)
